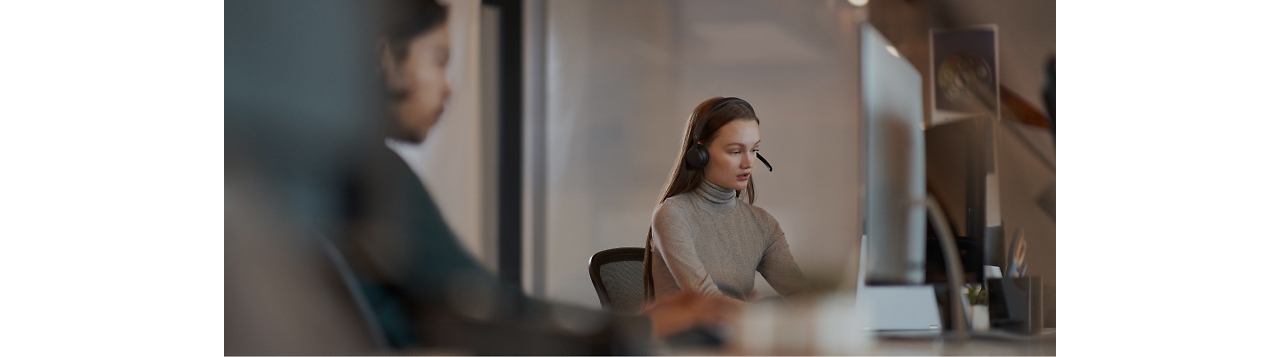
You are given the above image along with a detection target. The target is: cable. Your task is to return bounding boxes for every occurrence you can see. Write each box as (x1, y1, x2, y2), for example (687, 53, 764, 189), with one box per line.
(925, 195, 969, 342)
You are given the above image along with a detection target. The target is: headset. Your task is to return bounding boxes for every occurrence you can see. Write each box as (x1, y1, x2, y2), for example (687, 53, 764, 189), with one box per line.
(684, 97, 773, 171)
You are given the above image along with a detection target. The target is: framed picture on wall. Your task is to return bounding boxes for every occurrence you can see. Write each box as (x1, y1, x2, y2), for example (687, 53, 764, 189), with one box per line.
(930, 25, 998, 126)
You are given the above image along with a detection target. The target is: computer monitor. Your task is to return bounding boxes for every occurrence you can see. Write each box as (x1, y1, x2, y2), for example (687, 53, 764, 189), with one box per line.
(859, 23, 927, 286)
(924, 117, 994, 281)
(845, 24, 944, 334)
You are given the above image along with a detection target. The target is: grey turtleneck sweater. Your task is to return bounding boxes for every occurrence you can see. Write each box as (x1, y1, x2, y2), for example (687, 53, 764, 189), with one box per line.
(649, 180, 811, 302)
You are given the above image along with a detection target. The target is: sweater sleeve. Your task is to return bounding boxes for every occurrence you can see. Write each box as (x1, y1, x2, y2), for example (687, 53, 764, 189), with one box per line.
(651, 201, 721, 296)
(753, 208, 812, 299)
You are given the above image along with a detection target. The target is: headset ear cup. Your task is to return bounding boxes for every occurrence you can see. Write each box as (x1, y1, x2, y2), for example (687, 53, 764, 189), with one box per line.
(684, 144, 708, 169)
(695, 146, 708, 168)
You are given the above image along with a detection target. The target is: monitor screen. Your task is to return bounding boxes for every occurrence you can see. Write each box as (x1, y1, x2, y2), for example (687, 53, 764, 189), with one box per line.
(859, 23, 927, 286)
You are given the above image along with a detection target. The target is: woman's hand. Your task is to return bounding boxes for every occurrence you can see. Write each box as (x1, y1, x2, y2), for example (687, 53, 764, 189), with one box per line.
(642, 290, 742, 339)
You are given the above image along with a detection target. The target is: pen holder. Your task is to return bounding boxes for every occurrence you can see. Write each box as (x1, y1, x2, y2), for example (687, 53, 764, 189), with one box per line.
(987, 276, 1042, 334)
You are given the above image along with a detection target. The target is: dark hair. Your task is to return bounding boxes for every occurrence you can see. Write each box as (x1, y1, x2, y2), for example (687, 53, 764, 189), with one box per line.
(382, 0, 449, 61)
(641, 97, 760, 304)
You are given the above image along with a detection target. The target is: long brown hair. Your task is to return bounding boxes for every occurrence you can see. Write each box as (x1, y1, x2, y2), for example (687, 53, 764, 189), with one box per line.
(642, 97, 760, 304)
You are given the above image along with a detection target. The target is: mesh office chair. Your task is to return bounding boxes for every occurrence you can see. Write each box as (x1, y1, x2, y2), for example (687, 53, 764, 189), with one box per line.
(588, 247, 646, 314)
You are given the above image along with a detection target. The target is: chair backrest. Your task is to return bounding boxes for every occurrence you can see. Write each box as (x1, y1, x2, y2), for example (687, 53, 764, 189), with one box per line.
(588, 247, 646, 314)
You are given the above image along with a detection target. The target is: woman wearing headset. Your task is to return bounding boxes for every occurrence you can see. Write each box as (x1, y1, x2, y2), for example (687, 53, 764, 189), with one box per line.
(642, 97, 812, 306)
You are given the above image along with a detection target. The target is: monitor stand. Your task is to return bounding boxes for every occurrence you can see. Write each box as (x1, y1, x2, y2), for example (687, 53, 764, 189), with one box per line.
(852, 233, 941, 334)
(856, 285, 942, 334)
(848, 196, 970, 340)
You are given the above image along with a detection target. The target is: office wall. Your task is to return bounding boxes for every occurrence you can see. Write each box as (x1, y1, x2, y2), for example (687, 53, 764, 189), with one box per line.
(539, 0, 869, 308)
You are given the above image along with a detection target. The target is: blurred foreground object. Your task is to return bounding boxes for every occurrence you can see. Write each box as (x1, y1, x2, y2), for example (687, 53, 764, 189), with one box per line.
(225, 0, 385, 354)
(226, 164, 378, 354)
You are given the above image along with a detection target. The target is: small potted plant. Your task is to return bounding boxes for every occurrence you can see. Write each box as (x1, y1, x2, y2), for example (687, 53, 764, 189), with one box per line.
(966, 284, 990, 332)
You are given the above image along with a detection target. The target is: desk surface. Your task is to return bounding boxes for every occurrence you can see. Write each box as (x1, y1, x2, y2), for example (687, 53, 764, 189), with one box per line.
(867, 330, 1055, 356)
(676, 329, 1055, 356)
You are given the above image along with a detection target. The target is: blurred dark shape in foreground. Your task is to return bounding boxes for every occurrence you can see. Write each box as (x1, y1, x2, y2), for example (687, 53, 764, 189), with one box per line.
(1043, 58, 1055, 139)
(225, 1, 655, 354)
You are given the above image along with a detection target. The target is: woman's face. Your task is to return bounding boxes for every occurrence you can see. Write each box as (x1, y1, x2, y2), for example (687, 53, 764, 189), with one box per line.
(702, 119, 760, 191)
(386, 24, 452, 143)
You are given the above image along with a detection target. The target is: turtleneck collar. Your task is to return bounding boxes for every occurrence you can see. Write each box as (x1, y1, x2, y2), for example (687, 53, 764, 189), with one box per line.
(695, 179, 738, 205)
